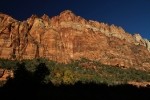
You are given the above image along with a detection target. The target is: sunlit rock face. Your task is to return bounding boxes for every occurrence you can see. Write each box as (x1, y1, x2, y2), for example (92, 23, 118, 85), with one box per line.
(0, 10, 150, 71)
(133, 34, 150, 51)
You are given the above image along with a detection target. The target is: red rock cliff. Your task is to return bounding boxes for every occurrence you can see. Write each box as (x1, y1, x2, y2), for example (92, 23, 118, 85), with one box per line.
(0, 10, 150, 71)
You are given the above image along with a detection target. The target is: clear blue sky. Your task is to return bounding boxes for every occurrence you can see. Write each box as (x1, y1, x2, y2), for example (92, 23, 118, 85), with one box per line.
(0, 0, 150, 39)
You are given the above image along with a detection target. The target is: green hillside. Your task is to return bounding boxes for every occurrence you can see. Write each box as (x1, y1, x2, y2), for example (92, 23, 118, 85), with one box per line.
(0, 58, 150, 86)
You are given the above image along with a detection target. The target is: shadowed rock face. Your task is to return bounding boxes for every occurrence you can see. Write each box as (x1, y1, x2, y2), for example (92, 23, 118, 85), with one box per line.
(0, 10, 150, 70)
(0, 69, 4, 78)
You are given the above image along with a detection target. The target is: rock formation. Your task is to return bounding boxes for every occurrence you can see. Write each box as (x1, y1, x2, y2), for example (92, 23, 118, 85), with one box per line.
(133, 34, 150, 51)
(0, 68, 14, 81)
(0, 10, 150, 71)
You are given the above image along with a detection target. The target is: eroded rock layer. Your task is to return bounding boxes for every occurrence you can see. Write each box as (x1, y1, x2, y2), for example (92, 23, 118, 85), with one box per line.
(0, 10, 150, 71)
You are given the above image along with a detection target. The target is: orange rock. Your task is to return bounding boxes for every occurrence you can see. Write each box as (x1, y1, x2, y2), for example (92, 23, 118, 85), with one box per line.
(0, 68, 14, 81)
(0, 10, 150, 71)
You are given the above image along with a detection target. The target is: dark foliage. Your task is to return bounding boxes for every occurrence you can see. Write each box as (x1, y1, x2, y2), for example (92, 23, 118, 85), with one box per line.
(0, 58, 150, 99)
(0, 58, 150, 85)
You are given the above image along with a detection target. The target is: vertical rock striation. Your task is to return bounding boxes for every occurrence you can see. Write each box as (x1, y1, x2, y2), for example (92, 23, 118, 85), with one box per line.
(0, 10, 150, 70)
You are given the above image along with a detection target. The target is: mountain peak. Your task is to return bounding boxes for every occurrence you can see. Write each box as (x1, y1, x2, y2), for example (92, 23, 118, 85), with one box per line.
(0, 13, 15, 21)
(41, 14, 49, 21)
(60, 10, 75, 16)
(59, 10, 77, 21)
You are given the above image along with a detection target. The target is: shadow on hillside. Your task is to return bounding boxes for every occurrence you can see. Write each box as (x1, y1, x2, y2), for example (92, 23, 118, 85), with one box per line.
(0, 62, 150, 100)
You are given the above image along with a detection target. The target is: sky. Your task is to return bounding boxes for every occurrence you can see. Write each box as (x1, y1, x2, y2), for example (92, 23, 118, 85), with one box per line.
(0, 0, 150, 39)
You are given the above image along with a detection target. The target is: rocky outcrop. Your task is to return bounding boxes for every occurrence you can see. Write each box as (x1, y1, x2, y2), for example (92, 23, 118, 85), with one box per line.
(0, 10, 150, 71)
(133, 34, 150, 51)
(0, 68, 14, 81)
(144, 39, 150, 51)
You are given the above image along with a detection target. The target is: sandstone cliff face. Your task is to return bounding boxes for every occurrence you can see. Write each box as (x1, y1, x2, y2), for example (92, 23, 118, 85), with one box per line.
(0, 10, 150, 71)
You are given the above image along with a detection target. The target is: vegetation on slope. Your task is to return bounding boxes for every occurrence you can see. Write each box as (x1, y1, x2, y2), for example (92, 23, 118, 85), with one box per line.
(0, 58, 150, 86)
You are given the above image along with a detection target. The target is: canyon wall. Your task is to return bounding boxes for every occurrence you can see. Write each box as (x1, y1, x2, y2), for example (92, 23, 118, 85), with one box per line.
(0, 10, 150, 71)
